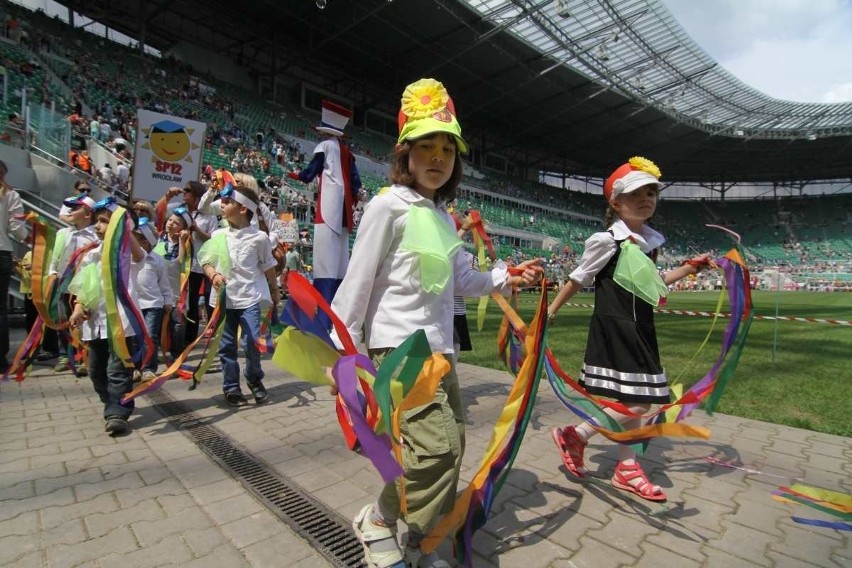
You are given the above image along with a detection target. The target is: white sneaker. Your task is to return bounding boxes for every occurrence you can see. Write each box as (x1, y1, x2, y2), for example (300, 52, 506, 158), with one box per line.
(141, 369, 158, 382)
(352, 504, 404, 568)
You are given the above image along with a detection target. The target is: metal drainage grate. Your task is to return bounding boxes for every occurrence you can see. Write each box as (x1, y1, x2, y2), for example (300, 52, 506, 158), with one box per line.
(147, 389, 367, 568)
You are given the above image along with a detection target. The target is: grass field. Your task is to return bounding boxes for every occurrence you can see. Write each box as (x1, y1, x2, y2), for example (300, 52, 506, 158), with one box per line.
(459, 290, 852, 437)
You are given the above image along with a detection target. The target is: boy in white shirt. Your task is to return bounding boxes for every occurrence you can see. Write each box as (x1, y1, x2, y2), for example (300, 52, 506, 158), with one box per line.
(68, 198, 146, 436)
(154, 206, 190, 360)
(132, 218, 174, 381)
(50, 194, 98, 375)
(156, 182, 219, 344)
(199, 184, 279, 406)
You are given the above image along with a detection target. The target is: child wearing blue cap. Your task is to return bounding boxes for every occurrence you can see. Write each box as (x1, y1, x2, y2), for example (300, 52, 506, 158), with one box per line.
(50, 194, 98, 375)
(154, 206, 191, 360)
(132, 217, 174, 382)
(68, 198, 147, 436)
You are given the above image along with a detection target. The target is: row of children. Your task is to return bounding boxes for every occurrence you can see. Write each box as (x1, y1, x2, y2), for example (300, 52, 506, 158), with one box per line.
(11, 170, 282, 435)
(6, 74, 713, 566)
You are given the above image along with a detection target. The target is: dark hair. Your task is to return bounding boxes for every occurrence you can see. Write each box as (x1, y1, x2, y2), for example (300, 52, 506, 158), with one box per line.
(183, 181, 205, 198)
(0, 159, 7, 176)
(389, 135, 463, 204)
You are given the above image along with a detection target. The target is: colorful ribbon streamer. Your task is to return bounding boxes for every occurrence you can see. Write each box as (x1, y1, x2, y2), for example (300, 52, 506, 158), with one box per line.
(101, 208, 154, 369)
(543, 244, 752, 450)
(790, 517, 852, 531)
(422, 284, 549, 564)
(122, 285, 228, 402)
(273, 272, 449, 483)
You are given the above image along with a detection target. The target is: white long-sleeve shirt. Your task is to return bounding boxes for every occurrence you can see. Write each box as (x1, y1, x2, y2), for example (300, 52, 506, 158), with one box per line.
(73, 243, 138, 342)
(1, 188, 27, 252)
(48, 225, 98, 276)
(161, 199, 220, 274)
(155, 236, 182, 300)
(133, 251, 175, 310)
(330, 184, 510, 355)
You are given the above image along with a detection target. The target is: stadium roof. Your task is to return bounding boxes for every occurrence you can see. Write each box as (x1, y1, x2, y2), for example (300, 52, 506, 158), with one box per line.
(60, 0, 852, 184)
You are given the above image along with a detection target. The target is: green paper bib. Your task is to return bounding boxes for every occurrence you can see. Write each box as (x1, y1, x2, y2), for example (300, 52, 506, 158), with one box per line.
(613, 240, 668, 306)
(400, 205, 463, 294)
(68, 262, 102, 310)
(197, 233, 231, 277)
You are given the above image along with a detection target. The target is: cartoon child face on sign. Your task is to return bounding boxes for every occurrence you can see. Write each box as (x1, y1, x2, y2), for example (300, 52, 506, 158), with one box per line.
(143, 120, 195, 163)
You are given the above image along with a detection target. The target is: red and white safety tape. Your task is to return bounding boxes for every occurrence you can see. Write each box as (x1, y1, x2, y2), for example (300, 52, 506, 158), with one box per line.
(559, 303, 852, 326)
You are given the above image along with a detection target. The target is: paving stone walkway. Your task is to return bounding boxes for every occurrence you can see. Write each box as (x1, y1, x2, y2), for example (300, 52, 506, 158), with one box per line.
(1, 356, 849, 567)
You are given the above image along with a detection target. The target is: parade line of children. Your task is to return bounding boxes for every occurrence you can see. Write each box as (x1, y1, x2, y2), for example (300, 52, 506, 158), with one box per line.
(5, 78, 712, 568)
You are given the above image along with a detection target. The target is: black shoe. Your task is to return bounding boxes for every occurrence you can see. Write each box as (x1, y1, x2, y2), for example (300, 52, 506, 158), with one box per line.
(104, 416, 129, 436)
(36, 351, 59, 362)
(248, 381, 269, 404)
(224, 390, 248, 407)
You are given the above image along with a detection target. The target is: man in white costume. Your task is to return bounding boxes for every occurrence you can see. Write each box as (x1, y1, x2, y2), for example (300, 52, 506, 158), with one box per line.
(288, 100, 361, 327)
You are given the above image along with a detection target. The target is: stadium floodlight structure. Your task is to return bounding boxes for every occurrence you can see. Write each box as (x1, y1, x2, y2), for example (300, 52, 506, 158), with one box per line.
(459, 0, 852, 142)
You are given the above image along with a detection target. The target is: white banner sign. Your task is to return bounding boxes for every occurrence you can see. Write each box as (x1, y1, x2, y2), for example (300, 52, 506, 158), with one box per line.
(131, 109, 206, 201)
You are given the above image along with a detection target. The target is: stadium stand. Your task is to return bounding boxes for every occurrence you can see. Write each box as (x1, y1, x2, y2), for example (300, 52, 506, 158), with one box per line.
(1, 0, 850, 299)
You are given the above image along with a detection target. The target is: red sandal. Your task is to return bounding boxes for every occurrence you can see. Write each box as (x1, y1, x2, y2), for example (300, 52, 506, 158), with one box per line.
(551, 426, 587, 477)
(611, 460, 667, 502)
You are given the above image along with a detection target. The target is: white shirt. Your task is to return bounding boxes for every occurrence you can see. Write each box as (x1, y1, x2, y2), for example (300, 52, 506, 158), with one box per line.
(1, 188, 27, 252)
(189, 209, 220, 273)
(48, 225, 97, 275)
(569, 219, 666, 287)
(133, 251, 174, 310)
(116, 163, 130, 182)
(205, 225, 277, 309)
(99, 166, 115, 184)
(330, 184, 510, 354)
(75, 244, 139, 342)
(155, 236, 181, 299)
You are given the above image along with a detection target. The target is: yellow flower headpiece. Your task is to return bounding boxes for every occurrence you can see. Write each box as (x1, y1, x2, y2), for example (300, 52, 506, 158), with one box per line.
(397, 77, 469, 154)
(401, 78, 450, 120)
(628, 156, 662, 179)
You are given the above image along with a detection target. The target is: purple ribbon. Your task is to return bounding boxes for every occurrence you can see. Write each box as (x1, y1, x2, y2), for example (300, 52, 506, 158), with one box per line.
(676, 257, 744, 420)
(334, 354, 404, 483)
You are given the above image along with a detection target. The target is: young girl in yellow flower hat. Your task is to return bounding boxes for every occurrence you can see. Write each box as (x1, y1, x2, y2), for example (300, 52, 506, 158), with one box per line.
(330, 78, 542, 568)
(547, 157, 710, 501)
